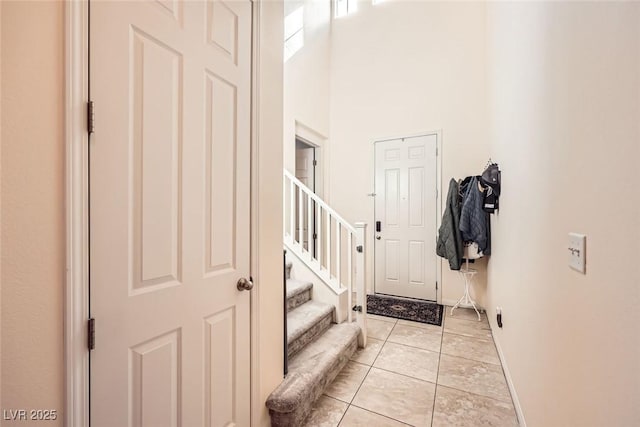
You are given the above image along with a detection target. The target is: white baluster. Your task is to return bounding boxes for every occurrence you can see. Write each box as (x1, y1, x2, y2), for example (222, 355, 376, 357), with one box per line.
(317, 203, 322, 268)
(283, 176, 287, 238)
(348, 231, 353, 323)
(336, 222, 341, 287)
(289, 179, 295, 239)
(298, 185, 303, 246)
(307, 195, 312, 257)
(326, 210, 331, 278)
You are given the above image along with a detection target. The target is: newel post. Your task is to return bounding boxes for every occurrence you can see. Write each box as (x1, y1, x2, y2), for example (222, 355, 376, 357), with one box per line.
(354, 222, 367, 348)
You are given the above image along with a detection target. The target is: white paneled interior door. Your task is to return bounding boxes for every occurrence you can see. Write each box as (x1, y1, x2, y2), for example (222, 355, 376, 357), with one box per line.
(295, 144, 315, 251)
(90, 1, 252, 426)
(295, 145, 315, 189)
(374, 135, 438, 301)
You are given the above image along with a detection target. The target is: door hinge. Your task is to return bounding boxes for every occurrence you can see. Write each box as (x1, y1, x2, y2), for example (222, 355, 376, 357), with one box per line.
(352, 305, 363, 313)
(313, 160, 317, 166)
(313, 233, 317, 240)
(87, 101, 95, 134)
(436, 146, 438, 156)
(436, 281, 438, 290)
(88, 318, 96, 351)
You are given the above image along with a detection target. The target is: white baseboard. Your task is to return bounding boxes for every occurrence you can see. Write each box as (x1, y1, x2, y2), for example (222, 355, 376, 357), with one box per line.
(441, 299, 485, 312)
(441, 298, 458, 307)
(490, 328, 527, 426)
(441, 298, 526, 425)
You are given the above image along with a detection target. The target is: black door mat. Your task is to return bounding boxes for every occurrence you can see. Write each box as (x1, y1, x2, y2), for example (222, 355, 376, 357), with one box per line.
(367, 294, 444, 326)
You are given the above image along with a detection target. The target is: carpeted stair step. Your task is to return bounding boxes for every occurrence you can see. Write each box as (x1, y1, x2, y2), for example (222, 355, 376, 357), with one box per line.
(266, 322, 361, 427)
(286, 278, 313, 311)
(287, 300, 333, 358)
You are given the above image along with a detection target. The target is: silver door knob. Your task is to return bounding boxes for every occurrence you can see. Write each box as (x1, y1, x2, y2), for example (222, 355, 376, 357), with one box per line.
(237, 277, 254, 291)
(376, 235, 381, 240)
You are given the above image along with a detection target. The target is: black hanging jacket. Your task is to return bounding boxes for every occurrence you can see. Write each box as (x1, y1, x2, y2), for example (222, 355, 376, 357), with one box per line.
(436, 179, 464, 270)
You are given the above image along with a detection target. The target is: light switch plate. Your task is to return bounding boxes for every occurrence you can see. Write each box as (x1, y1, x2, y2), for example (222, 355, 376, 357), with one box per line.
(568, 233, 586, 274)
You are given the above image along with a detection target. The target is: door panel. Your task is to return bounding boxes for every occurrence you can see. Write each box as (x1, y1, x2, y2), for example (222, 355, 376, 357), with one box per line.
(205, 71, 238, 274)
(131, 27, 183, 293)
(384, 169, 400, 226)
(130, 330, 181, 427)
(408, 240, 425, 285)
(408, 167, 424, 227)
(90, 2, 252, 426)
(374, 135, 438, 301)
(385, 240, 400, 281)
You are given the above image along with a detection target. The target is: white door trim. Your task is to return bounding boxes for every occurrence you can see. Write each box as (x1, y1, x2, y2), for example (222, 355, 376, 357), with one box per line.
(372, 130, 443, 304)
(250, 1, 264, 424)
(64, 1, 89, 425)
(64, 2, 263, 425)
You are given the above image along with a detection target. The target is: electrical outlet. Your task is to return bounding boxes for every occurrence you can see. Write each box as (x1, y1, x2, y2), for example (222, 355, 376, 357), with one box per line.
(568, 233, 586, 274)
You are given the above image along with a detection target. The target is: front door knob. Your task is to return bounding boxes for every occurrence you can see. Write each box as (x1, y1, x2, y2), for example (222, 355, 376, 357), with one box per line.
(237, 277, 254, 291)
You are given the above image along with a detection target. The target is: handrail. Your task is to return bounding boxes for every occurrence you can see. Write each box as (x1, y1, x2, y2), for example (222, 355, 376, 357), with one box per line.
(284, 170, 356, 234)
(283, 169, 367, 344)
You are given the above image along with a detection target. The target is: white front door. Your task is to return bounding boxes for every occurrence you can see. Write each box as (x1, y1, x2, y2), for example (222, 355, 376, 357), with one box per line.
(374, 135, 438, 301)
(90, 1, 252, 426)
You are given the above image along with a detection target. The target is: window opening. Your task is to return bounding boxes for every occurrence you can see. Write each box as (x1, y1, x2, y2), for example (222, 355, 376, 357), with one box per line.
(335, 0, 358, 18)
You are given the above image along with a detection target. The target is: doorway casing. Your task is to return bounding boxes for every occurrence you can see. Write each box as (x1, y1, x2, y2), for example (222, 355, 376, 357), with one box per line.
(371, 130, 443, 305)
(294, 120, 328, 200)
(63, 2, 280, 426)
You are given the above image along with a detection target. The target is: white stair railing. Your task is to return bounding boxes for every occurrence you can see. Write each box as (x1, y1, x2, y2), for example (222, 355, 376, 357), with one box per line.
(283, 170, 367, 344)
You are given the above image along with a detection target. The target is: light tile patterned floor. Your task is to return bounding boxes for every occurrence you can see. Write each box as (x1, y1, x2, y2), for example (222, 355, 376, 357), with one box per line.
(305, 306, 519, 427)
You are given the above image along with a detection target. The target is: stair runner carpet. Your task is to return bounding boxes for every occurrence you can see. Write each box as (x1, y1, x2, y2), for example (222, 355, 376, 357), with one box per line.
(367, 294, 444, 326)
(266, 263, 361, 426)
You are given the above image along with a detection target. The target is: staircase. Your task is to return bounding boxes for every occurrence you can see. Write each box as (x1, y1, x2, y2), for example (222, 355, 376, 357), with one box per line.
(266, 170, 369, 426)
(266, 262, 361, 426)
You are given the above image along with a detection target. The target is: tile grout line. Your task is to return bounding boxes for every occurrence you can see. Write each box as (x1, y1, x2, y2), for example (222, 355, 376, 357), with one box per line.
(349, 403, 414, 426)
(448, 321, 490, 328)
(365, 365, 438, 385)
(341, 314, 493, 427)
(442, 329, 493, 342)
(442, 309, 518, 407)
(385, 338, 441, 354)
(447, 312, 489, 324)
(338, 319, 418, 427)
(331, 310, 514, 426)
(336, 318, 397, 427)
(438, 350, 502, 366)
(361, 318, 420, 426)
(322, 318, 391, 426)
(430, 307, 447, 426)
(435, 383, 516, 406)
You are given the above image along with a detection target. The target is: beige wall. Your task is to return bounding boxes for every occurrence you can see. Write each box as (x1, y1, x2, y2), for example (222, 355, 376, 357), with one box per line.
(485, 2, 640, 425)
(0, 2, 283, 426)
(0, 0, 3, 412)
(1, 1, 65, 425)
(328, 1, 490, 304)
